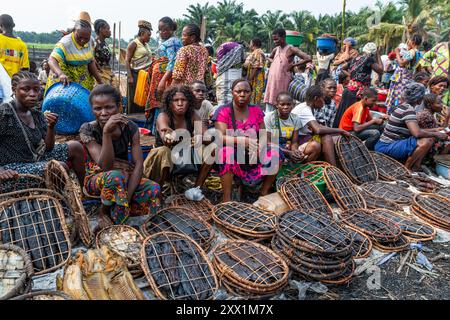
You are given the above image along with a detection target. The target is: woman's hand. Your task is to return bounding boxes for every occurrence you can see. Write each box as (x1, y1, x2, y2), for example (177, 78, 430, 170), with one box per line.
(103, 114, 128, 135)
(291, 150, 306, 163)
(44, 111, 59, 128)
(340, 130, 352, 138)
(59, 73, 69, 86)
(0, 169, 19, 181)
(127, 75, 134, 84)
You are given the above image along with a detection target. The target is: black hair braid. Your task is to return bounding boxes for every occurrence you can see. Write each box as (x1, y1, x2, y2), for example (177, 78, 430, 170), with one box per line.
(89, 84, 121, 106)
(11, 71, 39, 89)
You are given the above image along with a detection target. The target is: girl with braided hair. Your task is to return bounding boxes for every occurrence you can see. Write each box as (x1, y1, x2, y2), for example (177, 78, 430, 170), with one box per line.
(94, 19, 113, 85)
(0, 71, 85, 188)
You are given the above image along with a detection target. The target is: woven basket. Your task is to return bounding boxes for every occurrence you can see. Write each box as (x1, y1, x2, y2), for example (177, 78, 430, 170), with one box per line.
(435, 188, 450, 199)
(96, 225, 144, 277)
(336, 136, 378, 184)
(279, 178, 333, 216)
(340, 209, 402, 243)
(0, 195, 72, 275)
(212, 202, 276, 239)
(358, 190, 401, 211)
(141, 207, 215, 250)
(0, 244, 34, 300)
(45, 160, 93, 247)
(372, 234, 410, 253)
(362, 181, 413, 206)
(370, 152, 411, 181)
(212, 240, 289, 295)
(324, 166, 366, 211)
(0, 174, 45, 194)
(10, 290, 72, 300)
(141, 232, 218, 300)
(411, 194, 450, 231)
(342, 226, 373, 259)
(169, 195, 214, 222)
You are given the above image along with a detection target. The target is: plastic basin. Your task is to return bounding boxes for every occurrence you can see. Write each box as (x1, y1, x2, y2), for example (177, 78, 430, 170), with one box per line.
(317, 37, 337, 54)
(286, 32, 304, 47)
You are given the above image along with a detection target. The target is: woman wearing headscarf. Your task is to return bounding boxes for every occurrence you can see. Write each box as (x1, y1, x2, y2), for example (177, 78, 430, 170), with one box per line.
(331, 37, 359, 81)
(126, 20, 153, 114)
(385, 34, 423, 113)
(375, 83, 448, 171)
(46, 19, 103, 92)
(215, 41, 245, 106)
(332, 42, 383, 128)
(243, 38, 266, 106)
(145, 17, 182, 134)
(93, 19, 113, 85)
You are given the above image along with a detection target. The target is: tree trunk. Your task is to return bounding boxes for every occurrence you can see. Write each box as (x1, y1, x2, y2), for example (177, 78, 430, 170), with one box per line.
(342, 0, 347, 41)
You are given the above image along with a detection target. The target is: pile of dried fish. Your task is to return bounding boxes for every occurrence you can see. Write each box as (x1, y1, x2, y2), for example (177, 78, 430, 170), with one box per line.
(213, 240, 288, 298)
(336, 136, 378, 184)
(358, 190, 401, 211)
(324, 166, 366, 210)
(340, 209, 410, 252)
(212, 202, 277, 241)
(370, 152, 411, 181)
(169, 195, 214, 222)
(60, 246, 145, 300)
(0, 244, 34, 300)
(411, 194, 450, 232)
(279, 178, 333, 216)
(273, 210, 355, 284)
(362, 181, 413, 206)
(0, 196, 71, 274)
(141, 232, 217, 300)
(372, 209, 436, 242)
(10, 291, 72, 300)
(404, 173, 440, 193)
(96, 225, 144, 276)
(142, 207, 215, 250)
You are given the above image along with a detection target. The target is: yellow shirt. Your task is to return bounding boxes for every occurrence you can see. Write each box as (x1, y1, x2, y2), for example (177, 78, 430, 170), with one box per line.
(0, 34, 29, 77)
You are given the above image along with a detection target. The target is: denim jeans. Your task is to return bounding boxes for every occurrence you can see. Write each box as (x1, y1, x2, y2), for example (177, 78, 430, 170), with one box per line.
(350, 124, 384, 151)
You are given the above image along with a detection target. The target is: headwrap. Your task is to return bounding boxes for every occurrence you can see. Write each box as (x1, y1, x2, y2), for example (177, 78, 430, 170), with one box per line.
(94, 19, 108, 34)
(216, 42, 245, 76)
(403, 82, 426, 104)
(388, 51, 397, 60)
(344, 37, 357, 47)
(362, 42, 377, 55)
(138, 20, 152, 31)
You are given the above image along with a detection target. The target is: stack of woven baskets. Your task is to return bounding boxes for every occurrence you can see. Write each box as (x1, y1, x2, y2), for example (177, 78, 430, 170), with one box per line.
(411, 194, 450, 232)
(212, 240, 289, 298)
(272, 210, 355, 285)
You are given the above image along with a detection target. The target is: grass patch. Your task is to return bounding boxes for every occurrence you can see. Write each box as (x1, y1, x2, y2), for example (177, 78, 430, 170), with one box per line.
(27, 43, 54, 50)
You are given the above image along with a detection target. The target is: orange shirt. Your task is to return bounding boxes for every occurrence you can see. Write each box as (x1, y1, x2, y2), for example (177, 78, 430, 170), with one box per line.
(339, 101, 372, 131)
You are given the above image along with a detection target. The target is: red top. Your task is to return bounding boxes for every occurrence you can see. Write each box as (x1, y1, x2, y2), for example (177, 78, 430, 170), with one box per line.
(339, 101, 372, 131)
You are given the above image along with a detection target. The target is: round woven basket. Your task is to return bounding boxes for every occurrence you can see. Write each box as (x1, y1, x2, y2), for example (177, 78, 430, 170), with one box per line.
(0, 244, 34, 300)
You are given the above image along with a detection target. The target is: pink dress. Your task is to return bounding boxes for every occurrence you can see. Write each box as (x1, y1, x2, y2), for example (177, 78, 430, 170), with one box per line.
(264, 45, 293, 106)
(213, 104, 280, 186)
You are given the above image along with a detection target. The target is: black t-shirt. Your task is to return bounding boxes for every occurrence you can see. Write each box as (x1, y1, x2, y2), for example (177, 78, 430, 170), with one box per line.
(0, 101, 47, 165)
(80, 120, 139, 161)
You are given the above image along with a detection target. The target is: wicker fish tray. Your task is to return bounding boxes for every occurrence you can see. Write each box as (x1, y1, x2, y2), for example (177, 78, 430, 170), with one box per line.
(411, 194, 450, 231)
(372, 209, 436, 242)
(340, 209, 402, 243)
(358, 190, 402, 211)
(141, 232, 218, 300)
(336, 136, 378, 184)
(362, 181, 413, 205)
(212, 202, 277, 239)
(96, 225, 144, 276)
(370, 152, 411, 181)
(169, 195, 214, 222)
(141, 207, 215, 250)
(45, 160, 93, 247)
(0, 174, 45, 194)
(279, 178, 333, 216)
(372, 234, 410, 253)
(435, 188, 450, 200)
(10, 290, 72, 300)
(0, 195, 71, 275)
(0, 244, 34, 300)
(324, 166, 366, 211)
(212, 240, 289, 296)
(342, 226, 373, 259)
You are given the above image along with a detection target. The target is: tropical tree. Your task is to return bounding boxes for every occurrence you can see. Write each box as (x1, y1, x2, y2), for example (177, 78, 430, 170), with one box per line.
(260, 10, 289, 51)
(290, 11, 318, 52)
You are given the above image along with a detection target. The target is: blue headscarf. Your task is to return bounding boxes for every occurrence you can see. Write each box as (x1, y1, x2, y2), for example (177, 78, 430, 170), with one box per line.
(344, 37, 357, 47)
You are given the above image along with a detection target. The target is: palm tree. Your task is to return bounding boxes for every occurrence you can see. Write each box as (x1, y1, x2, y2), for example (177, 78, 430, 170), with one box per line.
(183, 3, 215, 43)
(260, 10, 288, 51)
(290, 11, 318, 52)
(342, 0, 347, 41)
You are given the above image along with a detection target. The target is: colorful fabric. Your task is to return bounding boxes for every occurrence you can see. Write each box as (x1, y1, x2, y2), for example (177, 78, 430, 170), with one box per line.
(0, 34, 29, 78)
(216, 68, 242, 106)
(94, 38, 111, 68)
(157, 37, 182, 73)
(348, 55, 375, 89)
(375, 136, 417, 160)
(313, 99, 337, 128)
(264, 45, 293, 106)
(84, 169, 161, 225)
(385, 67, 413, 113)
(216, 42, 244, 76)
(172, 44, 209, 85)
(288, 73, 312, 103)
(244, 48, 266, 106)
(339, 101, 372, 131)
(380, 103, 417, 144)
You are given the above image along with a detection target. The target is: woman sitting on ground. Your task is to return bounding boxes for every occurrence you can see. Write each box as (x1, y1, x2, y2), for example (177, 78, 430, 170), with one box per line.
(0, 71, 85, 188)
(143, 85, 210, 191)
(80, 85, 161, 228)
(213, 78, 280, 202)
(375, 83, 448, 171)
(428, 76, 450, 126)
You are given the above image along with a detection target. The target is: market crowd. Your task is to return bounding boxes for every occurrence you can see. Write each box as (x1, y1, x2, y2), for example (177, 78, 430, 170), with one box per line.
(0, 11, 449, 228)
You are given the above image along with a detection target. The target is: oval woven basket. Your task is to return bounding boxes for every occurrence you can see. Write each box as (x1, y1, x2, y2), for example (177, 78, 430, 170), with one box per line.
(370, 152, 411, 181)
(212, 240, 289, 295)
(0, 244, 34, 300)
(411, 193, 450, 231)
(141, 232, 218, 300)
(0, 174, 45, 195)
(362, 181, 414, 206)
(169, 195, 214, 222)
(10, 290, 73, 300)
(0, 195, 72, 275)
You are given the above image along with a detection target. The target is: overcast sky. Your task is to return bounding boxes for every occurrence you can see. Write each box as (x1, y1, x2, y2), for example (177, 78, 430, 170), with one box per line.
(3, 0, 387, 39)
